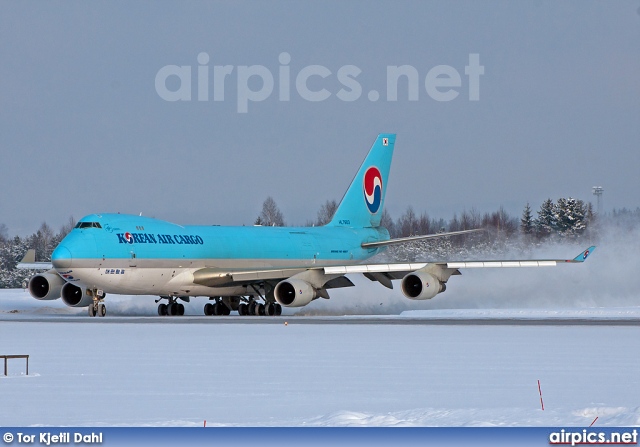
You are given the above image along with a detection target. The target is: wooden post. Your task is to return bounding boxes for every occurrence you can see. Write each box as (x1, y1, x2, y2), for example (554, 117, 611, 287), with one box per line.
(1, 355, 29, 376)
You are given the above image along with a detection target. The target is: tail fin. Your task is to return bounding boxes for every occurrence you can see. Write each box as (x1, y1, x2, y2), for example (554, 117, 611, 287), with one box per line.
(327, 134, 396, 228)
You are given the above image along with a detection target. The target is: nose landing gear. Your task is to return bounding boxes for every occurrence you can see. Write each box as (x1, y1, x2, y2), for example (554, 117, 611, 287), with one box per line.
(88, 290, 107, 317)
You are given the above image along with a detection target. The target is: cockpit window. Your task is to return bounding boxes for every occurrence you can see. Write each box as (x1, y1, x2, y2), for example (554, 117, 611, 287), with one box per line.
(75, 222, 102, 229)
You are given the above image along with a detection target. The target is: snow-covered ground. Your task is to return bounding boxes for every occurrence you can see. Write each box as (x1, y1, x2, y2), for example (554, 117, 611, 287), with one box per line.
(1, 289, 639, 427)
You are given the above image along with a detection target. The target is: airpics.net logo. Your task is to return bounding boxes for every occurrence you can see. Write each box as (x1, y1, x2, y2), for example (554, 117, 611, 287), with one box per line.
(155, 52, 484, 113)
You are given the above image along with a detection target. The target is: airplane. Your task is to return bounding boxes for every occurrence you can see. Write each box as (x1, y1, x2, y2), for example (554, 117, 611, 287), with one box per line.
(19, 134, 595, 317)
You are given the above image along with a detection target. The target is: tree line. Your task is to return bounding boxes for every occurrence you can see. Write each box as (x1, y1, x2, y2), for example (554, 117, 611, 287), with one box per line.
(256, 195, 594, 240)
(253, 195, 603, 262)
(0, 218, 75, 288)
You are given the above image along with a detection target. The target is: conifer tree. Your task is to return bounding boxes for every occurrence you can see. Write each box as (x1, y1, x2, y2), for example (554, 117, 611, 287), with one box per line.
(554, 197, 587, 238)
(535, 198, 556, 239)
(520, 202, 534, 236)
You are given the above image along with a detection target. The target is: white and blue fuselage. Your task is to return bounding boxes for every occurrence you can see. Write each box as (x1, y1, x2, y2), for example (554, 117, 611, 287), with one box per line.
(52, 213, 389, 297)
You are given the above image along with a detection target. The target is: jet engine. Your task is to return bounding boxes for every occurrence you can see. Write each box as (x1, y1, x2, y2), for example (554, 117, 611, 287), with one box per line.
(28, 272, 65, 300)
(61, 283, 93, 307)
(400, 271, 446, 300)
(274, 278, 317, 307)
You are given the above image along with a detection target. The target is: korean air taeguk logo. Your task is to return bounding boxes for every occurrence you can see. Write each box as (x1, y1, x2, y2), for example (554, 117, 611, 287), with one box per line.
(363, 166, 382, 214)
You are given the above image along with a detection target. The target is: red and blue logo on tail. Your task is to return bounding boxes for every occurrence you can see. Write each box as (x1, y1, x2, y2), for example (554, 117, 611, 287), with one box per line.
(328, 134, 395, 228)
(571, 246, 596, 262)
(363, 166, 383, 214)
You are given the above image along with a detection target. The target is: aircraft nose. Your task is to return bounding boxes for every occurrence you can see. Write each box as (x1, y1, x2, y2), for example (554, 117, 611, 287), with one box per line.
(51, 245, 72, 269)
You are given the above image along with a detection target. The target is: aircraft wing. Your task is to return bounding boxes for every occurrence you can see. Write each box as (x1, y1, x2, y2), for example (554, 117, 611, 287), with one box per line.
(192, 246, 595, 292)
(328, 245, 595, 274)
(323, 246, 595, 289)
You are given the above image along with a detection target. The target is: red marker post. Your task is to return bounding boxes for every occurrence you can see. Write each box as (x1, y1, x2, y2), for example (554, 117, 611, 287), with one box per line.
(538, 380, 545, 411)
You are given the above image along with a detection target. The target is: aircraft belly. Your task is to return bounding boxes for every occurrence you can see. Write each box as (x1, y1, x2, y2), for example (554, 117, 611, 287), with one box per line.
(61, 252, 363, 297)
(68, 266, 249, 297)
(67, 267, 181, 295)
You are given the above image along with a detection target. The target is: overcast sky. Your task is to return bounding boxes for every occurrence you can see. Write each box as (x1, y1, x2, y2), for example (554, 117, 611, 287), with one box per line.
(1, 1, 639, 235)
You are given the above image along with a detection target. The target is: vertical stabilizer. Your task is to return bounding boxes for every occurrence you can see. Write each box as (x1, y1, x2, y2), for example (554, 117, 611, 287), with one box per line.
(327, 134, 396, 228)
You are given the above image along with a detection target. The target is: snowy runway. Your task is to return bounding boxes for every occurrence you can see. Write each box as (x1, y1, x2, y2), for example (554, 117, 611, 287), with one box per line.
(1, 292, 639, 427)
(2, 314, 640, 326)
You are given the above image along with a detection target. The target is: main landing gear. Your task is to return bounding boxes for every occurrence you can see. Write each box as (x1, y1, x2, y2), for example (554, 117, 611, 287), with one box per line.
(203, 299, 230, 316)
(153, 294, 283, 317)
(238, 298, 282, 316)
(156, 296, 187, 316)
(88, 290, 107, 318)
(203, 296, 282, 317)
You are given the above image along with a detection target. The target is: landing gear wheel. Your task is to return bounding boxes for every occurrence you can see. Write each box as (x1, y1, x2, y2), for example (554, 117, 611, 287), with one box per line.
(204, 303, 214, 316)
(168, 302, 179, 316)
(238, 303, 248, 316)
(88, 304, 96, 317)
(275, 303, 282, 316)
(265, 303, 276, 316)
(178, 303, 185, 316)
(158, 303, 168, 316)
(97, 303, 106, 317)
(248, 301, 257, 316)
(256, 303, 265, 316)
(212, 302, 229, 316)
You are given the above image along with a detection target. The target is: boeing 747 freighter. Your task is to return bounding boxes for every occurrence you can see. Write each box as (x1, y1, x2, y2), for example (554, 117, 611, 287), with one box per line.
(20, 134, 594, 317)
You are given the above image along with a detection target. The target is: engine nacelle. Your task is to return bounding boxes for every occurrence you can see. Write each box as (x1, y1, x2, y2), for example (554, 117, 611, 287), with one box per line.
(61, 283, 93, 307)
(274, 278, 317, 307)
(28, 272, 65, 300)
(401, 271, 445, 300)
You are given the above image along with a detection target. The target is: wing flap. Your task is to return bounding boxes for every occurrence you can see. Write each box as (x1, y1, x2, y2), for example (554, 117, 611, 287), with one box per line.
(324, 263, 428, 275)
(324, 276, 355, 289)
(447, 260, 558, 268)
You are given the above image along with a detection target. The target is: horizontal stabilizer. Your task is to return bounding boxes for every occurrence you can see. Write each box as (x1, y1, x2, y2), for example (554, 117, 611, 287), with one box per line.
(16, 249, 52, 270)
(361, 228, 484, 248)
